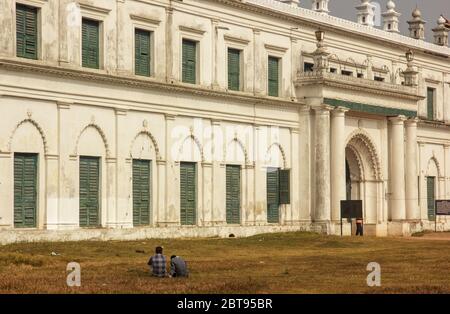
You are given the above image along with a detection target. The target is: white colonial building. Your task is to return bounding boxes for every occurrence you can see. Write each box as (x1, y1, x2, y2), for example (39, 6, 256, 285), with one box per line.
(0, 0, 449, 243)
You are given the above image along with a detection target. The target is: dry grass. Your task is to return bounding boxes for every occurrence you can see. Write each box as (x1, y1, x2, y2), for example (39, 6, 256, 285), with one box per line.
(1, 232, 450, 294)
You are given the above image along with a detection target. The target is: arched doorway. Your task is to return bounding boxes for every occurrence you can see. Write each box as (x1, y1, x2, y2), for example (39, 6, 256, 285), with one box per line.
(345, 132, 383, 229)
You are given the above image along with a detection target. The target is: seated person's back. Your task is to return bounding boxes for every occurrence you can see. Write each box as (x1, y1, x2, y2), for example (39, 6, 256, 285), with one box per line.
(148, 246, 167, 277)
(170, 255, 189, 277)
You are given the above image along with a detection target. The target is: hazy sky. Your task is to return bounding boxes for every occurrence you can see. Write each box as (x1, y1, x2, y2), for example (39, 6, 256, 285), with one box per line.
(300, 0, 450, 42)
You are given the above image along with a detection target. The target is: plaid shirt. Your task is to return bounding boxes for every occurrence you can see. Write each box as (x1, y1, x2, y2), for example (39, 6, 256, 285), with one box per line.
(148, 254, 167, 277)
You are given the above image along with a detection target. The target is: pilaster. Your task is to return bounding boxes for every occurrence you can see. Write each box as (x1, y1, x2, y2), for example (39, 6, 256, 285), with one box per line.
(298, 106, 311, 221)
(164, 114, 179, 225)
(313, 105, 332, 222)
(405, 118, 420, 220)
(331, 106, 349, 222)
(389, 115, 407, 221)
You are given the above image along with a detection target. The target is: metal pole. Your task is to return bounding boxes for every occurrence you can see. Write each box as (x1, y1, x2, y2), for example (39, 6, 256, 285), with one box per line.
(435, 201, 437, 233)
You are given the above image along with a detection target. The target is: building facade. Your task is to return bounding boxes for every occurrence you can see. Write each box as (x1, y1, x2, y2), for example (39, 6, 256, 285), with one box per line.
(0, 0, 449, 244)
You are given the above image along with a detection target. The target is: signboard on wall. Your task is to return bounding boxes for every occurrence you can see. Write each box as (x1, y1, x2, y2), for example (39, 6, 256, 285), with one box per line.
(340, 200, 363, 219)
(436, 200, 450, 216)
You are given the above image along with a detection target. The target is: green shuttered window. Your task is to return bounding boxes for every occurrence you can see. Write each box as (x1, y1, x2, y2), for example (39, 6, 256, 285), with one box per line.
(279, 169, 290, 205)
(266, 168, 291, 223)
(135, 29, 151, 77)
(82, 19, 100, 69)
(267, 168, 280, 223)
(268, 56, 279, 97)
(427, 88, 435, 120)
(427, 176, 435, 221)
(14, 153, 38, 228)
(228, 49, 241, 91)
(226, 165, 241, 224)
(182, 39, 197, 84)
(180, 162, 196, 225)
(133, 160, 151, 226)
(79, 156, 100, 227)
(16, 4, 38, 60)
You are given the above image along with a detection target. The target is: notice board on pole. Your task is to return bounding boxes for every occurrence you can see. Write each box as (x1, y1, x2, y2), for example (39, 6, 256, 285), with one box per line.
(436, 200, 450, 216)
(340, 200, 363, 219)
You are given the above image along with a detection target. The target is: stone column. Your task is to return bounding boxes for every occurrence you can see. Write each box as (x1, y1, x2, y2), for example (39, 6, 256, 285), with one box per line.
(165, 7, 175, 83)
(254, 124, 266, 224)
(58, 0, 70, 64)
(290, 38, 299, 100)
(313, 105, 333, 222)
(444, 79, 450, 124)
(0, 0, 14, 57)
(445, 145, 450, 198)
(389, 115, 407, 221)
(202, 162, 213, 226)
(115, 109, 131, 228)
(405, 118, 420, 220)
(418, 143, 428, 220)
(165, 114, 179, 225)
(106, 157, 117, 228)
(244, 164, 254, 225)
(45, 154, 59, 230)
(298, 106, 311, 221)
(116, 0, 129, 75)
(289, 127, 300, 224)
(253, 29, 263, 96)
(330, 107, 349, 222)
(211, 120, 226, 225)
(57, 102, 77, 229)
(156, 160, 166, 225)
(212, 19, 220, 90)
(0, 152, 13, 228)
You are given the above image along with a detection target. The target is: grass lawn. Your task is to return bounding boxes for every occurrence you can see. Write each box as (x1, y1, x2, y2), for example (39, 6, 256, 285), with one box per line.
(1, 232, 450, 294)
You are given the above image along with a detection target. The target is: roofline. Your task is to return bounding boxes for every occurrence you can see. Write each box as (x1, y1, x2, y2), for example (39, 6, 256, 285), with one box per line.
(217, 0, 450, 59)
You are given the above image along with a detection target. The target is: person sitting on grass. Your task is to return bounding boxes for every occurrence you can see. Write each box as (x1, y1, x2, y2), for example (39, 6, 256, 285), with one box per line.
(148, 246, 167, 278)
(169, 255, 189, 278)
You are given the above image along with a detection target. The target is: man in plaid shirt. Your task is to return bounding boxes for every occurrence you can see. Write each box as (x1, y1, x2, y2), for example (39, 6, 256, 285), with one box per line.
(148, 246, 167, 277)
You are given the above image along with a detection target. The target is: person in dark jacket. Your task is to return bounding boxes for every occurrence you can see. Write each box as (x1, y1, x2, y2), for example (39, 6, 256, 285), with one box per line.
(169, 255, 189, 278)
(356, 217, 364, 236)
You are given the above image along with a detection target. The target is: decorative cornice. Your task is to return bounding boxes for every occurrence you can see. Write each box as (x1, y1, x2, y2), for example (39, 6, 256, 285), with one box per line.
(106, 157, 117, 163)
(224, 35, 250, 45)
(16, 0, 48, 8)
(129, 14, 161, 25)
(388, 115, 407, 123)
(45, 154, 58, 161)
(424, 77, 442, 85)
(0, 58, 300, 109)
(57, 101, 72, 109)
(115, 108, 128, 116)
(179, 25, 206, 35)
(418, 120, 450, 129)
(79, 3, 111, 15)
(296, 71, 424, 101)
(165, 113, 177, 121)
(264, 44, 288, 53)
(0, 152, 12, 158)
